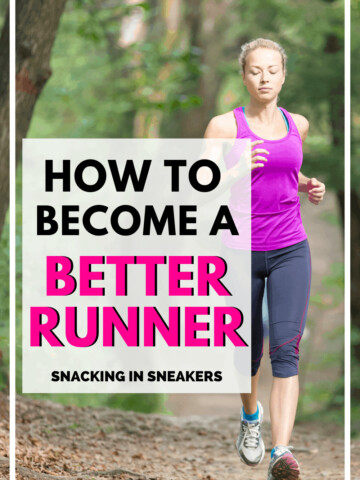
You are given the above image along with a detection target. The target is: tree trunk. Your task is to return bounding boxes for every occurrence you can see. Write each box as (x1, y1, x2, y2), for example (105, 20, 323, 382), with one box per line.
(132, 0, 183, 138)
(336, 190, 344, 228)
(162, 0, 232, 138)
(351, 189, 360, 400)
(0, 0, 67, 236)
(16, 0, 68, 161)
(322, 30, 345, 409)
(0, 9, 9, 238)
(324, 34, 344, 151)
(179, 0, 227, 138)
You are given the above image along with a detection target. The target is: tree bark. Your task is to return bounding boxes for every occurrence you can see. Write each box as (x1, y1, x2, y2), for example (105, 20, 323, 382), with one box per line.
(179, 0, 227, 138)
(0, 9, 9, 238)
(351, 189, 360, 400)
(16, 0, 68, 160)
(0, 1, 67, 236)
(162, 0, 233, 138)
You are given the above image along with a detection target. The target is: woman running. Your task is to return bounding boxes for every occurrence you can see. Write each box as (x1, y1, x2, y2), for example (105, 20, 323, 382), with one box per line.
(204, 38, 325, 479)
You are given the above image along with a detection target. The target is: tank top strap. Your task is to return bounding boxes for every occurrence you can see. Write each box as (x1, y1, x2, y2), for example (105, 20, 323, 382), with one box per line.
(278, 107, 302, 140)
(233, 107, 250, 139)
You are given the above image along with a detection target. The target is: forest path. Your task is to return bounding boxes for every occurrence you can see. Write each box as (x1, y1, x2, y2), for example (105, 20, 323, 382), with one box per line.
(0, 394, 350, 480)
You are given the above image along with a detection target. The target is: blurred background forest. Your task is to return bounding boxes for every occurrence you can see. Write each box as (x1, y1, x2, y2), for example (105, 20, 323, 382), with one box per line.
(0, 0, 356, 432)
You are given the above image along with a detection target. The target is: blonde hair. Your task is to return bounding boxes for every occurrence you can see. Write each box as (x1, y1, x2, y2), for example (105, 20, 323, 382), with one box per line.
(239, 38, 287, 74)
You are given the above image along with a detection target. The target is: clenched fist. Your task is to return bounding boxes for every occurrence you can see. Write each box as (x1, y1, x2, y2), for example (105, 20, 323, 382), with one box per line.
(307, 177, 326, 205)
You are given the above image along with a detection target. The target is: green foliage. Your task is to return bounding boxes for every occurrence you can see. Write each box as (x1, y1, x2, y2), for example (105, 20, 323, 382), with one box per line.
(299, 380, 343, 420)
(228, 0, 344, 190)
(351, 1, 360, 433)
(0, 0, 7, 31)
(310, 262, 344, 309)
(320, 211, 341, 227)
(27, 392, 167, 413)
(322, 262, 344, 289)
(72, 0, 151, 43)
(28, 7, 133, 138)
(105, 393, 167, 413)
(0, 221, 9, 391)
(28, 3, 202, 139)
(352, 0, 360, 189)
(297, 262, 344, 423)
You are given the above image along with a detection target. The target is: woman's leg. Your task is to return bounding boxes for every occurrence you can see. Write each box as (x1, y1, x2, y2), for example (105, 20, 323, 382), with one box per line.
(240, 250, 265, 414)
(265, 240, 311, 478)
(222, 245, 265, 399)
(270, 375, 299, 447)
(236, 366, 265, 467)
(231, 249, 266, 466)
(241, 269, 267, 414)
(241, 368, 261, 414)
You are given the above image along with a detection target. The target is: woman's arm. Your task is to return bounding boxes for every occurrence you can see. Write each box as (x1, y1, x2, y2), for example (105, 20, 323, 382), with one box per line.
(299, 174, 326, 205)
(291, 113, 325, 205)
(291, 113, 309, 143)
(291, 113, 326, 205)
(291, 113, 309, 189)
(204, 113, 269, 174)
(298, 171, 310, 193)
(204, 112, 237, 138)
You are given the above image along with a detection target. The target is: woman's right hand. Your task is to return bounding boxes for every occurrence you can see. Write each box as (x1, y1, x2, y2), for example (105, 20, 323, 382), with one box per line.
(250, 140, 269, 170)
(226, 139, 269, 179)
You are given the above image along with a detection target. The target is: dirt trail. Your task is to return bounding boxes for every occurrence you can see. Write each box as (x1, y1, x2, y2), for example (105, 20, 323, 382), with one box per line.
(0, 393, 351, 480)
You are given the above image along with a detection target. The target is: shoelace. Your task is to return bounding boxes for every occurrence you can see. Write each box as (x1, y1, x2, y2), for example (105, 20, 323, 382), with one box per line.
(242, 421, 261, 448)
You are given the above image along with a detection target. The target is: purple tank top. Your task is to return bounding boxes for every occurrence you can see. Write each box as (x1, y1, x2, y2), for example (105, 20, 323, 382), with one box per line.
(223, 106, 307, 251)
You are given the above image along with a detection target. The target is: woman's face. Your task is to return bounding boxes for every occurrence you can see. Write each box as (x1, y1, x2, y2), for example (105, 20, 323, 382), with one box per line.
(242, 48, 285, 102)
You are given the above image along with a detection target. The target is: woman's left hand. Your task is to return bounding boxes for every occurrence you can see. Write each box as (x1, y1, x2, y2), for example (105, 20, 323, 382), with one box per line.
(307, 177, 326, 205)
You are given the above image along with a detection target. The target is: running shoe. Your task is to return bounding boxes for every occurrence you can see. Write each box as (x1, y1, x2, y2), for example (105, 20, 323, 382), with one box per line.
(236, 401, 265, 466)
(267, 445, 300, 480)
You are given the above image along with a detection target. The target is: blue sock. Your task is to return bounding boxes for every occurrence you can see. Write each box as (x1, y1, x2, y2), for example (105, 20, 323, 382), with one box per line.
(242, 404, 259, 422)
(271, 447, 276, 459)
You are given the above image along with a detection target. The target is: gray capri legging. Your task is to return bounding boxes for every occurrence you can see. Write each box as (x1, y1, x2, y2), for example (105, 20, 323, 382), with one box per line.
(223, 239, 312, 378)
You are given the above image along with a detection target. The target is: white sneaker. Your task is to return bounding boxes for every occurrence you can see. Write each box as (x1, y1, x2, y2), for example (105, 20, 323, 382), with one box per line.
(267, 445, 300, 479)
(236, 401, 265, 466)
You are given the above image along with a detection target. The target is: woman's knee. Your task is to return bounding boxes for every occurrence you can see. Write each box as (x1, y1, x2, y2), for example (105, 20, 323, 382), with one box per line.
(270, 339, 300, 378)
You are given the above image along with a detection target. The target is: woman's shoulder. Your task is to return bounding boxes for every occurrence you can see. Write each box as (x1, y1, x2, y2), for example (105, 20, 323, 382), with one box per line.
(286, 111, 309, 142)
(204, 110, 238, 138)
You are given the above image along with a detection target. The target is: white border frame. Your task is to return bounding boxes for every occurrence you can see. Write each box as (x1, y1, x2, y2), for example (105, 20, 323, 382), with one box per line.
(8, 0, 351, 478)
(344, 0, 351, 478)
(9, 0, 16, 478)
